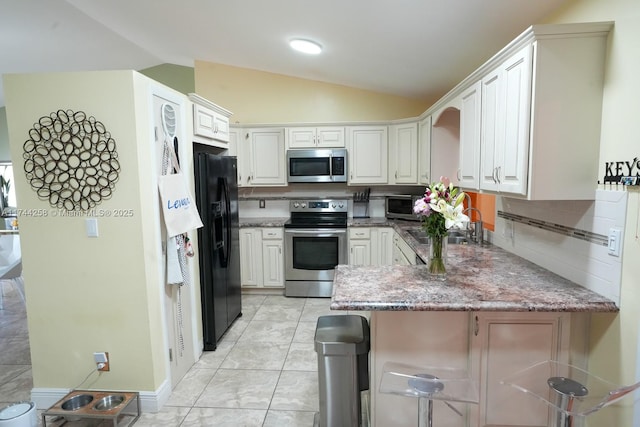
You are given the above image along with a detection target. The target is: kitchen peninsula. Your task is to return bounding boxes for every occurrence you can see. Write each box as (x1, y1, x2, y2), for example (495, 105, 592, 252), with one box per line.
(331, 226, 618, 427)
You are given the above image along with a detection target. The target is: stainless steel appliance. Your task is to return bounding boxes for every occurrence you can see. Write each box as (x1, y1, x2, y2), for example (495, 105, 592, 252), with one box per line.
(385, 194, 422, 221)
(194, 145, 242, 350)
(286, 148, 347, 183)
(284, 199, 348, 297)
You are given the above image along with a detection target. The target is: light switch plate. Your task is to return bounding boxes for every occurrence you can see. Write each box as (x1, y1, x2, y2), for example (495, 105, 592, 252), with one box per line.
(608, 228, 621, 257)
(86, 218, 99, 237)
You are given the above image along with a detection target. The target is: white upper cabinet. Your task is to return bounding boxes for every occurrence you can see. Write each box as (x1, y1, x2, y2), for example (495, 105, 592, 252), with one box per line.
(244, 128, 287, 186)
(418, 115, 432, 186)
(458, 82, 482, 190)
(286, 126, 345, 148)
(347, 126, 388, 185)
(188, 93, 232, 147)
(430, 22, 612, 199)
(389, 122, 419, 185)
(480, 44, 532, 195)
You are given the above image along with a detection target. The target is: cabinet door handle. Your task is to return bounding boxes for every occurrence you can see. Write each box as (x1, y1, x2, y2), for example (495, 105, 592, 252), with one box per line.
(457, 169, 461, 181)
(492, 167, 498, 184)
(395, 171, 398, 179)
(496, 166, 501, 184)
(474, 315, 479, 336)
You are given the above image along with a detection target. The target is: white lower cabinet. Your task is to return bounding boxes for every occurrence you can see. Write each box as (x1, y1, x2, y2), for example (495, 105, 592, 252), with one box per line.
(393, 231, 417, 265)
(371, 311, 573, 427)
(349, 227, 394, 266)
(239, 227, 284, 288)
(349, 228, 372, 266)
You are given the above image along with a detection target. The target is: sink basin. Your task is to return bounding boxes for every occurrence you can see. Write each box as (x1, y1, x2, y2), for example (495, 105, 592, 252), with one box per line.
(407, 229, 470, 245)
(407, 229, 429, 244)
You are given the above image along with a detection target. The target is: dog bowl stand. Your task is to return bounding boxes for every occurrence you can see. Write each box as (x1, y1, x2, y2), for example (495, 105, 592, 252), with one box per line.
(42, 389, 140, 426)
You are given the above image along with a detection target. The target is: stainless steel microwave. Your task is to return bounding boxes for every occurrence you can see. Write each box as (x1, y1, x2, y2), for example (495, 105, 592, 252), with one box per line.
(385, 195, 422, 221)
(287, 149, 347, 183)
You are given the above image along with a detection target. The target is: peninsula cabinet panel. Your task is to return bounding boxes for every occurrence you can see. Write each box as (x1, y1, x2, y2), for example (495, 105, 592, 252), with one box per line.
(469, 312, 570, 427)
(347, 126, 388, 185)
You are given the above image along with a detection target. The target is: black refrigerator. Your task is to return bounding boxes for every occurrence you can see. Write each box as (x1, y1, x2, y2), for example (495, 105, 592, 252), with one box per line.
(194, 146, 242, 351)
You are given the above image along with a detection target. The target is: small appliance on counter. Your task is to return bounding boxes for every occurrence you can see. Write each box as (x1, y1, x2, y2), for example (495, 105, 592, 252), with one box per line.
(385, 194, 421, 221)
(352, 188, 371, 218)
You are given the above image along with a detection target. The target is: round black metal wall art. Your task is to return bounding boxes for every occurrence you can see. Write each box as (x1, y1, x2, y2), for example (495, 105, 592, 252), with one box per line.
(23, 109, 120, 211)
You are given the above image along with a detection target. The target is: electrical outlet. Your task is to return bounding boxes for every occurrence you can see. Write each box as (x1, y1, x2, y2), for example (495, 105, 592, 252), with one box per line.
(93, 351, 110, 371)
(259, 199, 266, 209)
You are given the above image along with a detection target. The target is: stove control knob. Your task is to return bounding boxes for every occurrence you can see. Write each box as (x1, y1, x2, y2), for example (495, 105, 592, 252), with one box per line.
(332, 203, 336, 208)
(339, 203, 344, 208)
(301, 203, 307, 208)
(293, 202, 299, 208)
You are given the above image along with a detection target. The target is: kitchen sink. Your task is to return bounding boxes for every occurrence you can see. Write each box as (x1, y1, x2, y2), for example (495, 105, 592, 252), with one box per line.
(406, 229, 470, 245)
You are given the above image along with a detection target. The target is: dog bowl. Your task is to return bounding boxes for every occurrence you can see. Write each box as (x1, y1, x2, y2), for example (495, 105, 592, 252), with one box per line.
(93, 395, 125, 411)
(61, 394, 93, 411)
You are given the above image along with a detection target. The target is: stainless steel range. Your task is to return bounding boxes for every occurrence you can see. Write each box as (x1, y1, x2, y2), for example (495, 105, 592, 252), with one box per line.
(284, 199, 348, 297)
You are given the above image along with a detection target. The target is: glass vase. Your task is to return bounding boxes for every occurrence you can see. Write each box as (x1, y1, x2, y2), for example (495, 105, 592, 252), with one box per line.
(428, 233, 448, 279)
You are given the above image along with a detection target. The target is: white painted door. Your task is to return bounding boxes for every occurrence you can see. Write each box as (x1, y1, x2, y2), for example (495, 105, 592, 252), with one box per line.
(316, 126, 345, 147)
(262, 239, 284, 287)
(371, 227, 394, 265)
(152, 92, 196, 388)
(480, 68, 501, 192)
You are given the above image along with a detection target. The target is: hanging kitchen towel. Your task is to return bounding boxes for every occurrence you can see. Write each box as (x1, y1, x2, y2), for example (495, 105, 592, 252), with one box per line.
(166, 236, 183, 285)
(158, 141, 203, 237)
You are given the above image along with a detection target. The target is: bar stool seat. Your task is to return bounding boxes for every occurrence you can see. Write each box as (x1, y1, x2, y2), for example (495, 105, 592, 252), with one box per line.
(379, 362, 479, 427)
(500, 360, 640, 426)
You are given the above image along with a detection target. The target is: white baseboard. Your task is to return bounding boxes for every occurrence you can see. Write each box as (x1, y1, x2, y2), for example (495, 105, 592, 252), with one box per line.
(31, 379, 171, 413)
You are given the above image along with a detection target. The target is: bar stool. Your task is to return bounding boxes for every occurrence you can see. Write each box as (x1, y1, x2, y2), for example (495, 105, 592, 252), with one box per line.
(500, 360, 640, 427)
(379, 362, 479, 427)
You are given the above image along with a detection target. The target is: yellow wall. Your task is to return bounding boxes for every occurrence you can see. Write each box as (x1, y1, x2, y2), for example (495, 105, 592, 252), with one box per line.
(195, 61, 431, 124)
(139, 63, 195, 96)
(3, 71, 167, 392)
(544, 0, 640, 424)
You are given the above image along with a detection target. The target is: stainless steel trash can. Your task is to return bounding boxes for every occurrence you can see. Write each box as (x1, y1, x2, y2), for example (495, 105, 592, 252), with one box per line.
(315, 315, 370, 427)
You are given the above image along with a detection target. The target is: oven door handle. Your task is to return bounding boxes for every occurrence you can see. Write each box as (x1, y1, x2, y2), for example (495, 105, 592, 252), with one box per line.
(285, 229, 347, 236)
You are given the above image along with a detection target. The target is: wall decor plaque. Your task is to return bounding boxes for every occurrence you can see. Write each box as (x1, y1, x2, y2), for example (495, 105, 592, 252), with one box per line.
(22, 109, 120, 211)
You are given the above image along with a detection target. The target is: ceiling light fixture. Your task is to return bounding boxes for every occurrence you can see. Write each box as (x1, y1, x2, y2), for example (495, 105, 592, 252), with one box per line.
(289, 39, 322, 55)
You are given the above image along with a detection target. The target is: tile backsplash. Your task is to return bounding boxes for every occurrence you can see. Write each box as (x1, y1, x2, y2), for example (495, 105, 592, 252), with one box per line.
(491, 190, 627, 305)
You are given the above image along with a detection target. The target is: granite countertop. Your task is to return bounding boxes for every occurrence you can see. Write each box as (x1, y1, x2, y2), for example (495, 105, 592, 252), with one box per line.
(239, 217, 289, 227)
(332, 222, 619, 313)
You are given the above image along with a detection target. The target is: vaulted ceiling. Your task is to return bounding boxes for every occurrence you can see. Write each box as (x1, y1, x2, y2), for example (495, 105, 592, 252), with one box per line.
(0, 0, 567, 107)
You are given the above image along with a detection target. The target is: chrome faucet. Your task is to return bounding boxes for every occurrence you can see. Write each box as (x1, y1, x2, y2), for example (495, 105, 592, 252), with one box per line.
(462, 193, 484, 244)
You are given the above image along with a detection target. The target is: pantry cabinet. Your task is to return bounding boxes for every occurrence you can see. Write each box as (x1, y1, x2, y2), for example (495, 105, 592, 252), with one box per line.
(286, 126, 345, 148)
(239, 227, 284, 288)
(347, 126, 388, 185)
(388, 122, 419, 185)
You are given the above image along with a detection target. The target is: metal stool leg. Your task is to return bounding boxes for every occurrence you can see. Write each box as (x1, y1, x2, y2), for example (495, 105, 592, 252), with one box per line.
(417, 397, 434, 427)
(548, 377, 588, 427)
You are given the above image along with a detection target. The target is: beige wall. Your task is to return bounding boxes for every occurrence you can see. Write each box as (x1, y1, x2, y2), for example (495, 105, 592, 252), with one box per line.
(0, 108, 10, 161)
(544, 0, 640, 425)
(195, 61, 431, 124)
(3, 71, 167, 393)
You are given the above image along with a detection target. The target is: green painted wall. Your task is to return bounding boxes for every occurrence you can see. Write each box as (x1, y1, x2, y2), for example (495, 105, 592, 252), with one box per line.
(140, 63, 195, 95)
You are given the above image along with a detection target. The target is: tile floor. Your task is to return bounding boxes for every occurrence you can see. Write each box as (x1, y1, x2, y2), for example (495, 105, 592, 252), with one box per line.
(0, 280, 368, 426)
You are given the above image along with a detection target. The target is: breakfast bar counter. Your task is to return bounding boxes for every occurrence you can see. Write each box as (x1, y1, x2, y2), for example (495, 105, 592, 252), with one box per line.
(330, 242, 619, 313)
(330, 228, 619, 427)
